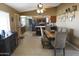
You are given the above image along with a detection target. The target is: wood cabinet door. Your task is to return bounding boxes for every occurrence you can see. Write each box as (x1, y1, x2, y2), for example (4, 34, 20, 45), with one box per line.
(50, 16, 56, 23)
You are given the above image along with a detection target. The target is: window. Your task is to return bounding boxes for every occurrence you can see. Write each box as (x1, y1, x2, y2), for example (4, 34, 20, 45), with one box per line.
(0, 11, 10, 34)
(20, 16, 26, 27)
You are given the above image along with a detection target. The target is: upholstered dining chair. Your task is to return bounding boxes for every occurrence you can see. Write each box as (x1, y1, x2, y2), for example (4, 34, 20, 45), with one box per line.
(45, 25, 51, 31)
(51, 31, 68, 56)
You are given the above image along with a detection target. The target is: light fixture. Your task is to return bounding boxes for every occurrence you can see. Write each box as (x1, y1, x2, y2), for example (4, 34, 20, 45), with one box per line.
(37, 3, 43, 8)
(40, 9, 44, 13)
(36, 3, 44, 14)
(37, 9, 40, 14)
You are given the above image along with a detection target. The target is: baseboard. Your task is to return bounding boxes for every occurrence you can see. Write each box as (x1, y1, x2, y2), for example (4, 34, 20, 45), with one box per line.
(67, 41, 79, 51)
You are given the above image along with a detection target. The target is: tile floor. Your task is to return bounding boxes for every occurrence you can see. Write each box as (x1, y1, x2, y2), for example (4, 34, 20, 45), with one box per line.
(12, 31, 79, 56)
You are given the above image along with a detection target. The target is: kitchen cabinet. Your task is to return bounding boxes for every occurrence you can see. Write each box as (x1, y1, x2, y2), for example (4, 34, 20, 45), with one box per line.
(50, 16, 56, 23)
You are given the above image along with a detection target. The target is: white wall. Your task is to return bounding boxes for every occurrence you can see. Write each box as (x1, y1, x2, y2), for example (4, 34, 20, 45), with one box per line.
(56, 11, 79, 37)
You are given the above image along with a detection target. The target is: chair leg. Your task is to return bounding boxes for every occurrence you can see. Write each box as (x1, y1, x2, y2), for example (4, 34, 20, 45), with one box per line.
(54, 48, 56, 56)
(54, 48, 65, 56)
(63, 48, 65, 56)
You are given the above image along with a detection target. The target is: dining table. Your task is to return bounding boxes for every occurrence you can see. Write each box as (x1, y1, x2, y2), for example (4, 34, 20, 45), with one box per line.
(44, 30, 56, 41)
(41, 30, 56, 49)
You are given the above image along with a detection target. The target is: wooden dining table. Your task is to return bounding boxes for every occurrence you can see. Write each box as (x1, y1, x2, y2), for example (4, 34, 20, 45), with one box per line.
(44, 30, 56, 41)
(41, 30, 56, 49)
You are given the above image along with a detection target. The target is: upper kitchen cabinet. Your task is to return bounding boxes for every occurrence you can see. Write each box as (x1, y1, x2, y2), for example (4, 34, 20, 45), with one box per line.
(50, 16, 56, 23)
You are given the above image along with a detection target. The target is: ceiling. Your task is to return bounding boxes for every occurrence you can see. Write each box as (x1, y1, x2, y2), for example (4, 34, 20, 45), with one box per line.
(5, 3, 60, 12)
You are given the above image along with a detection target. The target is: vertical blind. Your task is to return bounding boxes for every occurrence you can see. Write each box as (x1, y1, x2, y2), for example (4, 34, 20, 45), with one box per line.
(0, 11, 10, 34)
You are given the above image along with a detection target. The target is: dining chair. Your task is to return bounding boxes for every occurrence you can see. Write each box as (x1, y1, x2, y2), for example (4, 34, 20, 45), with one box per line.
(45, 25, 51, 31)
(41, 33, 52, 48)
(41, 30, 52, 49)
(51, 31, 68, 56)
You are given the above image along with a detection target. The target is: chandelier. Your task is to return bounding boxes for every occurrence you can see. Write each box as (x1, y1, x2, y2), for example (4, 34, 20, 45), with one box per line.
(36, 3, 44, 14)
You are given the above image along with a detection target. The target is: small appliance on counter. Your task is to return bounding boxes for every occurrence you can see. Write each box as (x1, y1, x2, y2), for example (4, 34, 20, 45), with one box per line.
(1, 30, 5, 37)
(0, 35, 1, 39)
(0, 30, 5, 39)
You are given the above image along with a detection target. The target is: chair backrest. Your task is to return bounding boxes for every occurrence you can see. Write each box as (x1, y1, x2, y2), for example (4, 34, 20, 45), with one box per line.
(41, 30, 49, 41)
(58, 27, 68, 32)
(45, 25, 51, 31)
(51, 26, 58, 31)
(54, 32, 68, 48)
